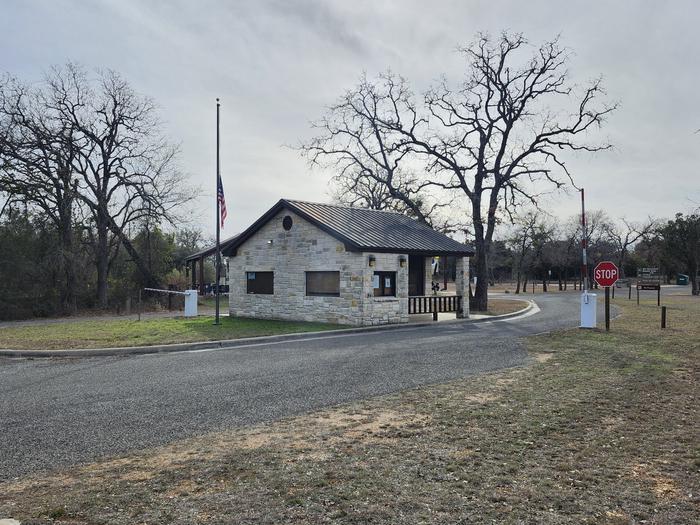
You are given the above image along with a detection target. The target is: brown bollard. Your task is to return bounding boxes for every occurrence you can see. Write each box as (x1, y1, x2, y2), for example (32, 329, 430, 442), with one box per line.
(661, 306, 667, 329)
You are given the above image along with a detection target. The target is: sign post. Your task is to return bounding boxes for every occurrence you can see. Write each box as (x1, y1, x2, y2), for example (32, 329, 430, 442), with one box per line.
(594, 261, 619, 331)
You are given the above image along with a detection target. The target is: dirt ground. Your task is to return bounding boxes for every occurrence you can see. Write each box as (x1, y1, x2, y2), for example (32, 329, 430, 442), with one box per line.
(1, 296, 698, 524)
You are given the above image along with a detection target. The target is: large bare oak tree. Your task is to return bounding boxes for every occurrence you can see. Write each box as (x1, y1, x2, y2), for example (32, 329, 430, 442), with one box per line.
(0, 65, 197, 308)
(302, 32, 616, 310)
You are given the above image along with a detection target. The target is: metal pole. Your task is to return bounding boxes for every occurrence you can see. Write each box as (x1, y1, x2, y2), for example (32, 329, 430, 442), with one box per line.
(605, 287, 610, 331)
(215, 98, 221, 325)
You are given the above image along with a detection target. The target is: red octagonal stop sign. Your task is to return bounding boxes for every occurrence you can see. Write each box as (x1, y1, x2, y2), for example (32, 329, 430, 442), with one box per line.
(594, 261, 619, 288)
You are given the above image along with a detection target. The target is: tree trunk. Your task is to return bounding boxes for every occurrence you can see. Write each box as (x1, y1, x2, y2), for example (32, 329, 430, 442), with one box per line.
(58, 210, 77, 314)
(515, 269, 521, 294)
(471, 247, 489, 311)
(106, 216, 160, 289)
(96, 221, 109, 309)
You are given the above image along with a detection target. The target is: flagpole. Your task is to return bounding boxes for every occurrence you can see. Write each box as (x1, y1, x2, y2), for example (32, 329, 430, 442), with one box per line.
(215, 98, 221, 326)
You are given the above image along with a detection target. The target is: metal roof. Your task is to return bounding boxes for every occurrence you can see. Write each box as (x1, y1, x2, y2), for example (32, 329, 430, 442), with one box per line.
(220, 199, 474, 257)
(184, 234, 240, 262)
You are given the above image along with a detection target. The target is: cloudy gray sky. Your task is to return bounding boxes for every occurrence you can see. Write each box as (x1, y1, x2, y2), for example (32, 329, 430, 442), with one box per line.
(2, 0, 698, 238)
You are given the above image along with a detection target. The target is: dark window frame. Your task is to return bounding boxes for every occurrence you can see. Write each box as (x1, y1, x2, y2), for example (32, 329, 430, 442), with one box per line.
(305, 271, 341, 297)
(246, 271, 274, 295)
(373, 271, 397, 297)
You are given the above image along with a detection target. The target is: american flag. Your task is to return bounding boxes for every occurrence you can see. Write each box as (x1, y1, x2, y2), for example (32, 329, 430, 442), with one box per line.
(217, 174, 227, 228)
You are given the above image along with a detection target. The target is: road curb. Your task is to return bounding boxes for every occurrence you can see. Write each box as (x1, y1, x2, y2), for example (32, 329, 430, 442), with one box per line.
(0, 300, 534, 358)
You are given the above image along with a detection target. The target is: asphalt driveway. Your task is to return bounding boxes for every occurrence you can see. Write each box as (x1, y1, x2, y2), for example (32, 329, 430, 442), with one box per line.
(1, 292, 595, 480)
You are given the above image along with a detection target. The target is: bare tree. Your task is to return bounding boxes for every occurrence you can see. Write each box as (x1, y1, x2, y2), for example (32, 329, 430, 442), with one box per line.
(0, 74, 81, 312)
(302, 73, 467, 234)
(603, 218, 656, 277)
(507, 210, 556, 293)
(43, 65, 197, 307)
(302, 32, 616, 310)
(1, 65, 197, 309)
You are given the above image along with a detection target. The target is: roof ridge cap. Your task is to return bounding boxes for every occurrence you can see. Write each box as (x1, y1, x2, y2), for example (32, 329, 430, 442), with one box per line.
(283, 198, 406, 216)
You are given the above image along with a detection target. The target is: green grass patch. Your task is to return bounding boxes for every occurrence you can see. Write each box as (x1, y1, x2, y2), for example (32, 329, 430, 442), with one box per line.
(0, 316, 342, 350)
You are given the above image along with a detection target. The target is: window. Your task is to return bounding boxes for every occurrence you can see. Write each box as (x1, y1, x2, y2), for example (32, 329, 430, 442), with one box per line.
(306, 271, 340, 296)
(246, 271, 274, 294)
(373, 271, 396, 297)
(282, 215, 293, 230)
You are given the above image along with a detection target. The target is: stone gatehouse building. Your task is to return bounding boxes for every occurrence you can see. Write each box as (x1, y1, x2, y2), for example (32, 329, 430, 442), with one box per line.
(221, 199, 474, 326)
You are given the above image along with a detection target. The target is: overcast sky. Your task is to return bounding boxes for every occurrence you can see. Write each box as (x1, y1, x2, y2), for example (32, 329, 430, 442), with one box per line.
(2, 0, 699, 239)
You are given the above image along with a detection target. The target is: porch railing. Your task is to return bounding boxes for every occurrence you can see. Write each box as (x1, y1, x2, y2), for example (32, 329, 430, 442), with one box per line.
(408, 295, 462, 321)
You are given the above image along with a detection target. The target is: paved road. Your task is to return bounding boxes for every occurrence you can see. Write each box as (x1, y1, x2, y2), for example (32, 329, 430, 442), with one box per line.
(0, 292, 596, 481)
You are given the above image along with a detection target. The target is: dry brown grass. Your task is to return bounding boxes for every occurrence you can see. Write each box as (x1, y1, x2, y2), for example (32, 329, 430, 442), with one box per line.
(480, 297, 529, 316)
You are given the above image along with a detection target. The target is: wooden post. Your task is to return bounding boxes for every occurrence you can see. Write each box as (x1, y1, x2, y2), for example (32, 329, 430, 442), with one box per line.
(628, 284, 632, 300)
(138, 289, 142, 322)
(637, 286, 640, 305)
(657, 286, 660, 307)
(198, 255, 205, 295)
(661, 305, 667, 328)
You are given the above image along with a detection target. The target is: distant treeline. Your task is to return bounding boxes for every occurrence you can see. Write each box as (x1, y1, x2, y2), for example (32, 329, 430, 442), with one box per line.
(0, 205, 212, 320)
(485, 209, 699, 295)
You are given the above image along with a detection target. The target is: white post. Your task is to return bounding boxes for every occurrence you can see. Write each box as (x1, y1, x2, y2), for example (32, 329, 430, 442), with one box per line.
(184, 290, 198, 317)
(580, 291, 597, 328)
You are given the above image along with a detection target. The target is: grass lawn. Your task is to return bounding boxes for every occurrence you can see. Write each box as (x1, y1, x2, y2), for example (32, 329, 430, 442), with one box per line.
(479, 297, 528, 316)
(0, 316, 342, 350)
(1, 296, 698, 523)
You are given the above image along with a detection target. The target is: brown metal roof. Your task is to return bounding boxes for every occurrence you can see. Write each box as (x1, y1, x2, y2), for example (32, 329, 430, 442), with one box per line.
(220, 199, 474, 257)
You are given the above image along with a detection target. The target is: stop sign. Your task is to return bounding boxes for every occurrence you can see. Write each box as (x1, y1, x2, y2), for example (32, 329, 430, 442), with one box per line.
(594, 261, 619, 287)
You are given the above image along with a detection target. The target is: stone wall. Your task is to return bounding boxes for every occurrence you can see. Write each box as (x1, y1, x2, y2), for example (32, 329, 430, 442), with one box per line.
(227, 209, 409, 326)
(455, 256, 470, 318)
(360, 252, 409, 325)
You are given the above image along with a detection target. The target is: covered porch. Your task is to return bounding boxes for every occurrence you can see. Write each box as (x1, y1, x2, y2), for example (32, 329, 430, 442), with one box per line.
(184, 234, 239, 295)
(405, 253, 470, 321)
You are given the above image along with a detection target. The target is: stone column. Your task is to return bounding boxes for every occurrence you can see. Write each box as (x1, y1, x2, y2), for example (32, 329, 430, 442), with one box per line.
(455, 256, 470, 318)
(424, 256, 435, 295)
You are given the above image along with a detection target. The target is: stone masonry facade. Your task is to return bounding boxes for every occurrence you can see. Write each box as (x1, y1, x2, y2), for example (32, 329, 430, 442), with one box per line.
(228, 209, 469, 326)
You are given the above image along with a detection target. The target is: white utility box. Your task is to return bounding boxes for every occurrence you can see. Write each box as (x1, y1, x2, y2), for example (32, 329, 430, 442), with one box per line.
(184, 290, 198, 317)
(580, 292, 597, 328)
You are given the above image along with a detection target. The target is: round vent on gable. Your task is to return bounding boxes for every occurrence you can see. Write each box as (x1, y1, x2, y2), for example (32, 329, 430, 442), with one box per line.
(282, 215, 293, 231)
